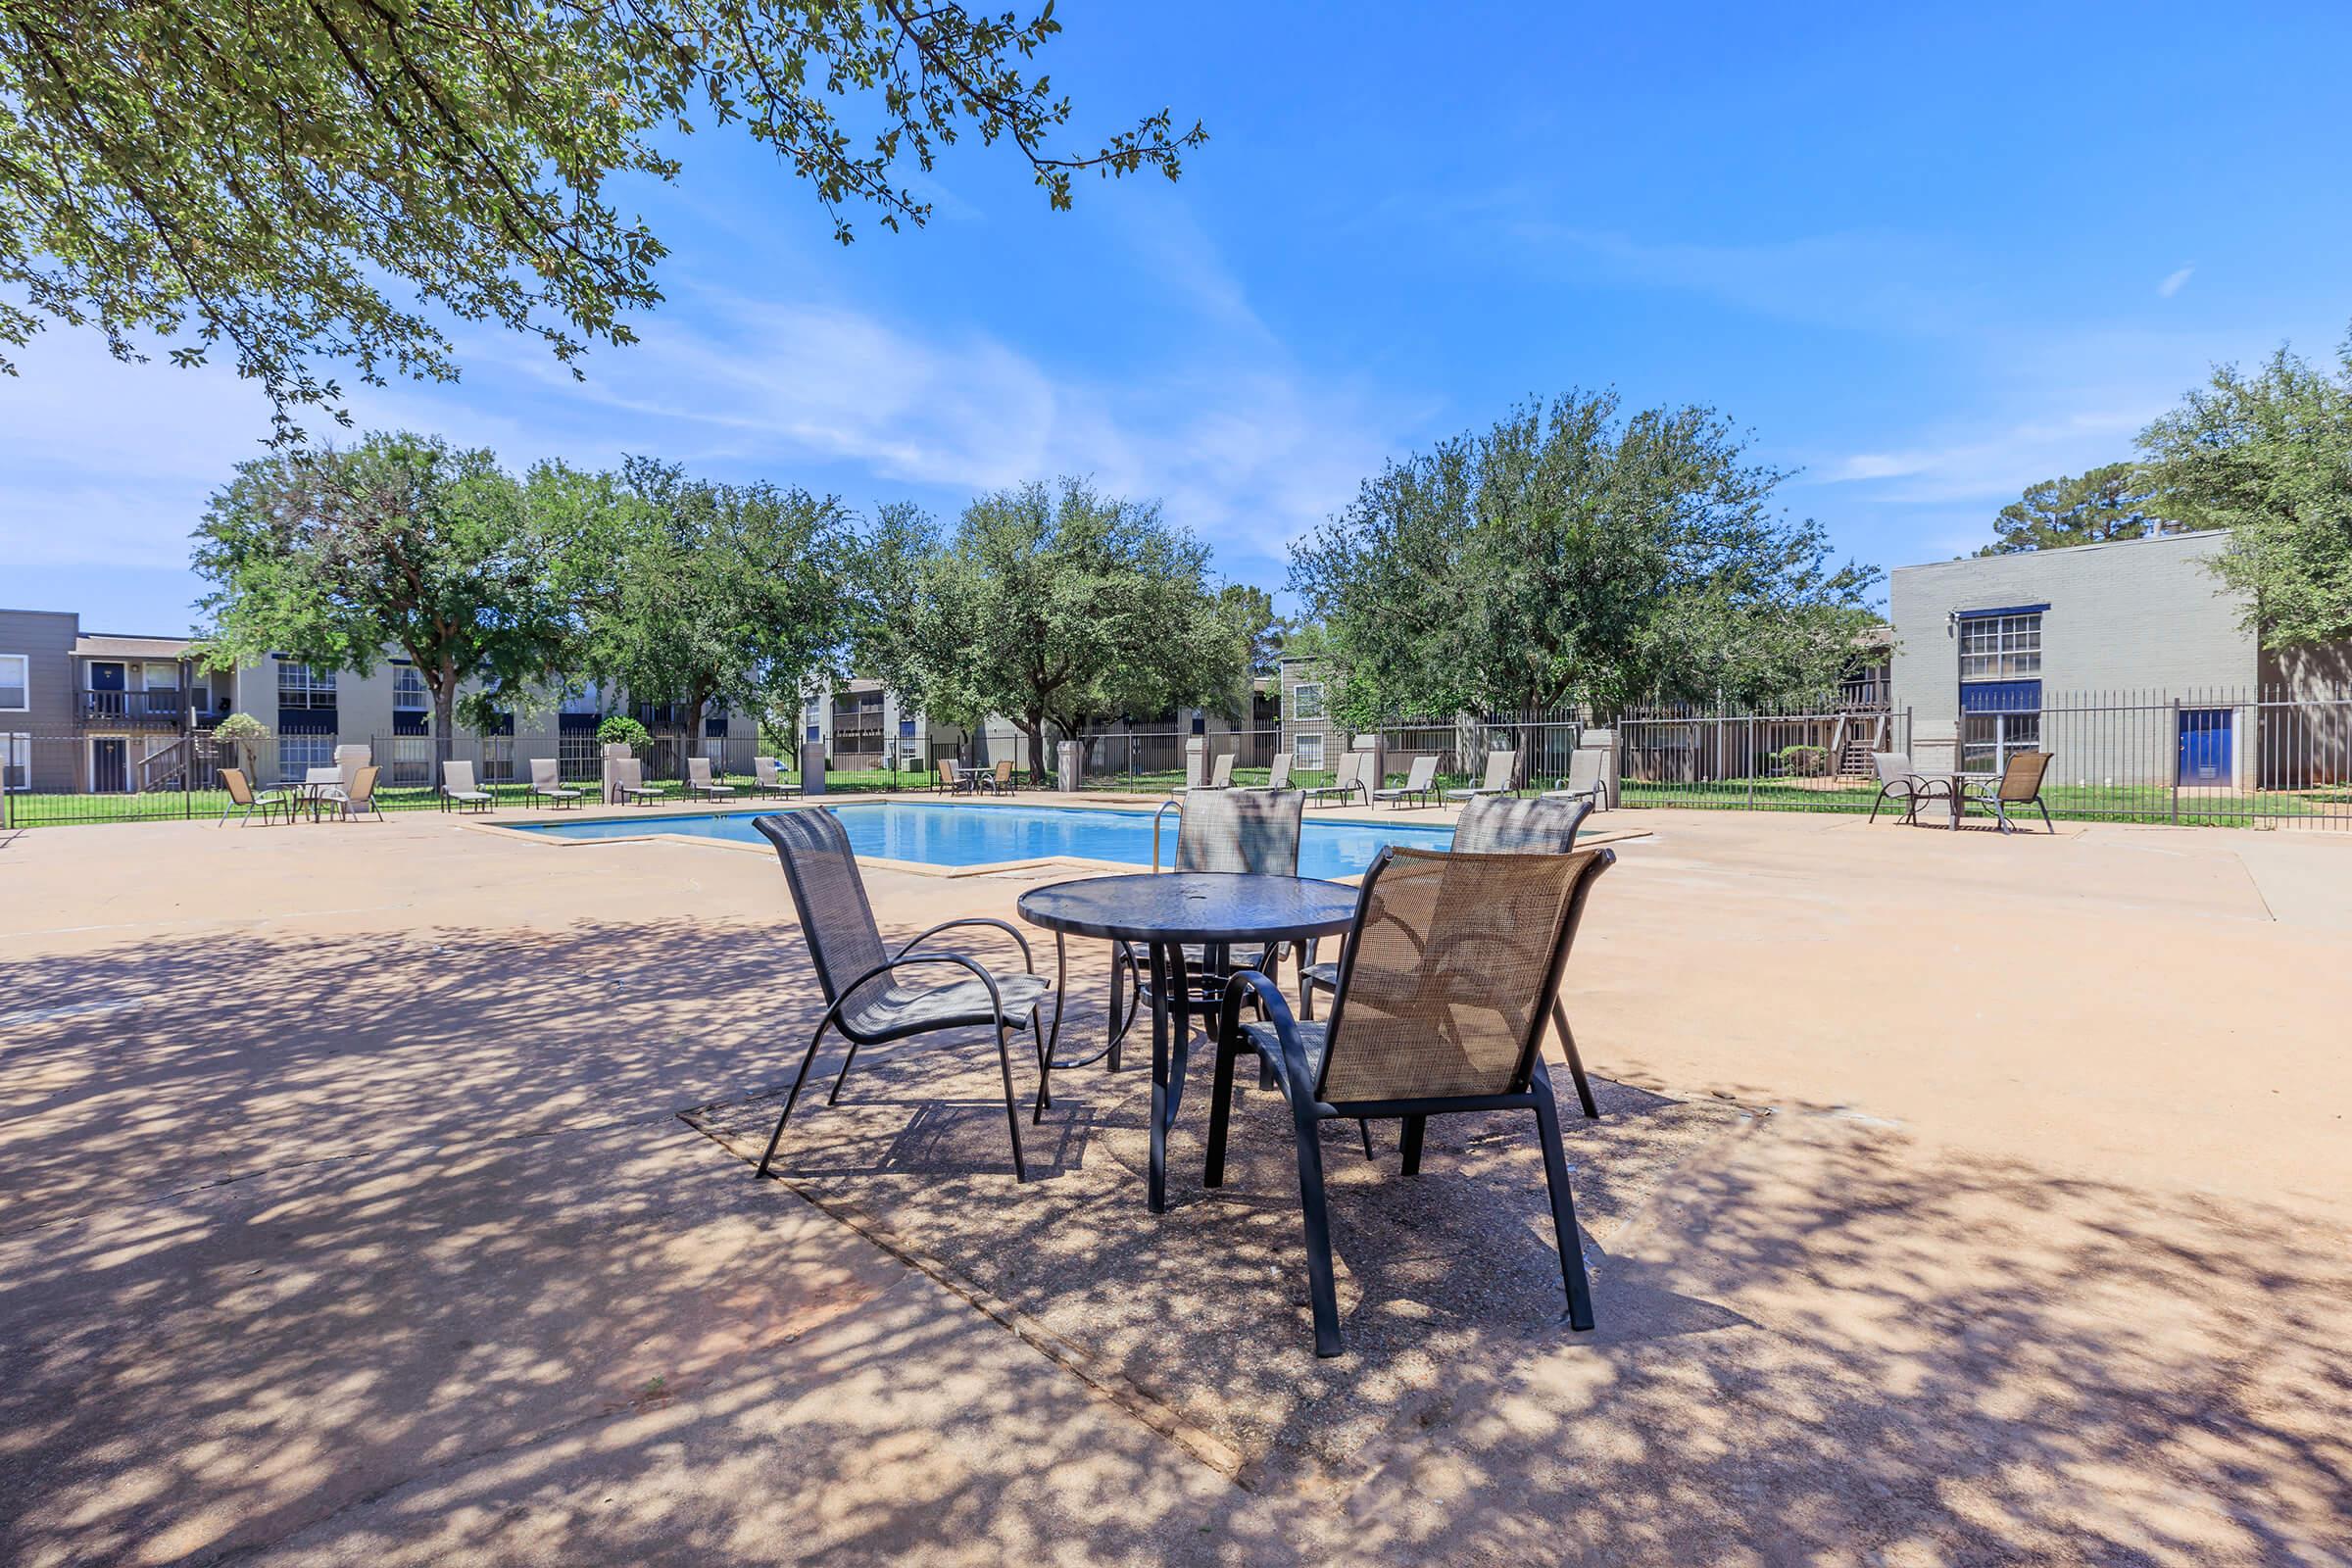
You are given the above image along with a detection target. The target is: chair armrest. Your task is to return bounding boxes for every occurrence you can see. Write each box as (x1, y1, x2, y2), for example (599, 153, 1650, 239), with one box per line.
(894, 917, 1036, 974)
(1220, 967, 1317, 1106)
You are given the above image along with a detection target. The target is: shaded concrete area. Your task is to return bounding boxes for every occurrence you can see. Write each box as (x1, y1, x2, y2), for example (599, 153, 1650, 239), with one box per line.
(2, 807, 2349, 1565)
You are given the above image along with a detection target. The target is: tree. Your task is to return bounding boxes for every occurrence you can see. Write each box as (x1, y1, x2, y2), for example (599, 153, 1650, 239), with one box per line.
(576, 458, 854, 757)
(0, 2, 1204, 437)
(1287, 391, 1880, 725)
(192, 430, 577, 765)
(855, 479, 1246, 778)
(1976, 464, 2166, 555)
(1218, 583, 1287, 675)
(2138, 334, 2352, 648)
(211, 711, 269, 779)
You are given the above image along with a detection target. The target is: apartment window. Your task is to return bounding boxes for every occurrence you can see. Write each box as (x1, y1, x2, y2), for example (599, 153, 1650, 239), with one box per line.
(392, 666, 427, 713)
(1957, 612, 2041, 680)
(276, 661, 338, 710)
(279, 733, 335, 779)
(1292, 682, 1325, 720)
(1961, 710, 2041, 775)
(0, 654, 26, 710)
(1296, 733, 1326, 769)
(4, 732, 27, 790)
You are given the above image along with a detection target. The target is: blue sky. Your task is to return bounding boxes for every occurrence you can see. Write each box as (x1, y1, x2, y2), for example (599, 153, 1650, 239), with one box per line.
(5, 1, 2350, 633)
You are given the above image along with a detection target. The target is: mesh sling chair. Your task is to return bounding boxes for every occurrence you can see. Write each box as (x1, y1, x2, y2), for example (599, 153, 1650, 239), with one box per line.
(1961, 749, 2055, 834)
(1102, 790, 1306, 1070)
(1868, 752, 1947, 825)
(1297, 793, 1603, 1119)
(1209, 843, 1616, 1356)
(752, 810, 1054, 1181)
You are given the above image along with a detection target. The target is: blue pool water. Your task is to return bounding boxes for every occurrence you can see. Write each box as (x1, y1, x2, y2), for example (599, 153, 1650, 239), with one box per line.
(521, 801, 1455, 878)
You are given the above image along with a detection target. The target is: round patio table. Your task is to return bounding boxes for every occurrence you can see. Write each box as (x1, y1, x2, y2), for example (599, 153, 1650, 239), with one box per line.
(1017, 872, 1359, 1213)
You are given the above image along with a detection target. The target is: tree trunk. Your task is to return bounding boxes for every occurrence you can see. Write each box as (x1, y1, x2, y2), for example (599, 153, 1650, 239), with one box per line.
(1015, 712, 1048, 784)
(432, 684, 457, 771)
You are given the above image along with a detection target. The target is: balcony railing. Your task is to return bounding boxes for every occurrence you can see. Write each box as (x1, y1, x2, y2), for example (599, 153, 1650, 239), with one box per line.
(80, 689, 189, 724)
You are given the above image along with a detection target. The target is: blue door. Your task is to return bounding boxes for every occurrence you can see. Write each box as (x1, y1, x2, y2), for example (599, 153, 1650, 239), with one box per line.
(2178, 710, 2232, 784)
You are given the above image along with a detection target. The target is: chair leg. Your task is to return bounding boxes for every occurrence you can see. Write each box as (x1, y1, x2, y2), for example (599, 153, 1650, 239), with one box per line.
(825, 1037, 866, 1105)
(1358, 1119, 1375, 1160)
(1869, 787, 1886, 823)
(1400, 1114, 1426, 1176)
(1531, 1064, 1595, 1332)
(1031, 1003, 1052, 1122)
(993, 1017, 1028, 1183)
(1204, 1031, 1244, 1188)
(1552, 998, 1601, 1119)
(756, 1019, 834, 1178)
(1293, 1114, 1344, 1356)
(2037, 799, 2054, 834)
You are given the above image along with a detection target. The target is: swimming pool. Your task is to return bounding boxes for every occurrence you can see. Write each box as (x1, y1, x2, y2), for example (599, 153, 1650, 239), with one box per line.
(519, 800, 1456, 878)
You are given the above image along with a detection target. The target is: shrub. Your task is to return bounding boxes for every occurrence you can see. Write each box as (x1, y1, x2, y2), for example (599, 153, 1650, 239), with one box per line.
(596, 714, 652, 754)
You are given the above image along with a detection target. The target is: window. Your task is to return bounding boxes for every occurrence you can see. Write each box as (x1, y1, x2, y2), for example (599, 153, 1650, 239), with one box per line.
(1958, 613, 2041, 680)
(1296, 733, 1326, 769)
(0, 654, 26, 710)
(1292, 682, 1324, 720)
(1962, 710, 2041, 775)
(279, 733, 335, 779)
(392, 666, 427, 713)
(3, 733, 27, 790)
(276, 661, 338, 709)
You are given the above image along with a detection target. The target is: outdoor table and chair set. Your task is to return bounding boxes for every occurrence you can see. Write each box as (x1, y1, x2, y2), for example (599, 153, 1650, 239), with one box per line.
(748, 788, 1615, 1358)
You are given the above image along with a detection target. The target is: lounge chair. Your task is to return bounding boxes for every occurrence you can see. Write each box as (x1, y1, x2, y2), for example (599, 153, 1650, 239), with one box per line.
(1867, 752, 1948, 825)
(614, 757, 672, 807)
(686, 756, 737, 800)
(1264, 752, 1293, 791)
(527, 758, 583, 809)
(752, 756, 803, 800)
(1171, 752, 1234, 797)
(1961, 750, 2055, 834)
(1207, 840, 1618, 1355)
(440, 760, 495, 813)
(1372, 755, 1441, 809)
(1543, 746, 1610, 810)
(1445, 749, 1519, 803)
(219, 767, 294, 826)
(1302, 751, 1371, 808)
(1295, 792, 1602, 1119)
(326, 764, 385, 821)
(750, 809, 1054, 1182)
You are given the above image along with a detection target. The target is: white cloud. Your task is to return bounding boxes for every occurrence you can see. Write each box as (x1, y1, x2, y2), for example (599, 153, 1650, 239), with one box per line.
(2157, 265, 2195, 299)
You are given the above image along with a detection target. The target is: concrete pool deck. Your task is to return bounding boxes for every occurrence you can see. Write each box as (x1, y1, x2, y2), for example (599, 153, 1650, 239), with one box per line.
(3, 806, 2349, 1565)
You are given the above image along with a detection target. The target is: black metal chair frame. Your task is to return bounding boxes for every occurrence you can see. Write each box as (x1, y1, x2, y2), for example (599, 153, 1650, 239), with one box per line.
(1207, 845, 1615, 1357)
(752, 814, 1054, 1183)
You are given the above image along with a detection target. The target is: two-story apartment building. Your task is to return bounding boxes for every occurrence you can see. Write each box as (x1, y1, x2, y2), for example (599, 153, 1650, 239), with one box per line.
(3, 604, 770, 794)
(1887, 529, 2352, 788)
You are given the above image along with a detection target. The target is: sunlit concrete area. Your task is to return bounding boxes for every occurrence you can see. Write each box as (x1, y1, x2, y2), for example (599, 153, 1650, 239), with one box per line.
(4, 806, 2349, 1567)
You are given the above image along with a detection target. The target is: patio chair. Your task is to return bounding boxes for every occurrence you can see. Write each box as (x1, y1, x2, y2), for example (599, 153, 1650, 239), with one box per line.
(1867, 752, 1949, 825)
(1264, 752, 1294, 791)
(1173, 752, 1234, 797)
(219, 767, 294, 826)
(986, 760, 1020, 795)
(1107, 787, 1306, 1039)
(753, 756, 803, 800)
(439, 760, 495, 813)
(750, 809, 1054, 1182)
(1207, 842, 1617, 1356)
(614, 757, 672, 807)
(1302, 751, 1372, 808)
(1961, 750, 2055, 834)
(1544, 746, 1610, 810)
(327, 764, 385, 821)
(1296, 792, 1603, 1119)
(1371, 755, 1441, 809)
(1445, 749, 1519, 803)
(686, 756, 738, 800)
(527, 758, 583, 809)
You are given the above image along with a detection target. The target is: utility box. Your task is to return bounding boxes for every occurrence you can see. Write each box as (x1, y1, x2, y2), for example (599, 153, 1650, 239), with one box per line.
(799, 742, 828, 796)
(1056, 740, 1084, 794)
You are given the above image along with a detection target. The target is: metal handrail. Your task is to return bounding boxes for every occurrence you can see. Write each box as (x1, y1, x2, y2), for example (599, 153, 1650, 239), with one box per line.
(1152, 799, 1183, 871)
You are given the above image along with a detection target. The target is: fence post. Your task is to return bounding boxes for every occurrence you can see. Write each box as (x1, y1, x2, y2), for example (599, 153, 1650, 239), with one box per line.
(2169, 697, 2180, 825)
(1745, 714, 1755, 809)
